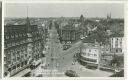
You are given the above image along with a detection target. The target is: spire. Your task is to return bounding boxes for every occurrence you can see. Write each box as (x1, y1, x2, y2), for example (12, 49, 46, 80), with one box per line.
(26, 5, 31, 32)
(80, 14, 84, 22)
(107, 12, 111, 20)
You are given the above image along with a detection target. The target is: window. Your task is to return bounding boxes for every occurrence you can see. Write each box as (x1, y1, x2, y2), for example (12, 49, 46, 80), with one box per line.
(89, 49, 91, 52)
(25, 54, 27, 57)
(4, 57, 6, 62)
(17, 64, 20, 68)
(21, 62, 24, 67)
(94, 54, 97, 56)
(90, 54, 93, 56)
(4, 43, 7, 48)
(115, 40, 118, 47)
(88, 53, 90, 56)
(15, 34, 18, 38)
(84, 53, 86, 55)
(12, 35, 14, 38)
(120, 41, 122, 47)
(12, 66, 16, 70)
(120, 49, 122, 52)
(8, 61, 11, 65)
(17, 56, 20, 61)
(12, 42, 15, 46)
(19, 34, 22, 37)
(5, 36, 7, 39)
(25, 60, 27, 65)
(8, 68, 11, 72)
(116, 49, 118, 53)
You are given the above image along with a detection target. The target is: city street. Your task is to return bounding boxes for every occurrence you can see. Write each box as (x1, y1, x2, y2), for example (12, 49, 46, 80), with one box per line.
(4, 3, 124, 77)
(32, 21, 113, 77)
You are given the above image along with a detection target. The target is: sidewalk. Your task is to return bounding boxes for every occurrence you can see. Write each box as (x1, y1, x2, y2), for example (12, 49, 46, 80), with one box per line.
(33, 63, 65, 77)
(68, 62, 113, 77)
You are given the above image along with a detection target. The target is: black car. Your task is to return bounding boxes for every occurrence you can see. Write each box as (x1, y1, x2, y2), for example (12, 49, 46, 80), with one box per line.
(86, 65, 97, 70)
(65, 70, 79, 77)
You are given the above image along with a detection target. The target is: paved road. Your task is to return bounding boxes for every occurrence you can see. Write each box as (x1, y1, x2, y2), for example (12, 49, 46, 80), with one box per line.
(33, 21, 113, 77)
(44, 21, 82, 76)
(45, 22, 64, 76)
(57, 41, 82, 71)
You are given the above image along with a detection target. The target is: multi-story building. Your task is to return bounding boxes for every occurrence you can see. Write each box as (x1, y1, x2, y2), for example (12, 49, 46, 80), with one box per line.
(4, 17, 45, 77)
(99, 33, 124, 71)
(110, 34, 124, 54)
(61, 25, 76, 42)
(79, 41, 101, 68)
(58, 23, 82, 50)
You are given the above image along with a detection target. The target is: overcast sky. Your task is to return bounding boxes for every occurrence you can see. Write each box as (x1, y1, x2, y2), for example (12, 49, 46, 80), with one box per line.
(5, 3, 124, 18)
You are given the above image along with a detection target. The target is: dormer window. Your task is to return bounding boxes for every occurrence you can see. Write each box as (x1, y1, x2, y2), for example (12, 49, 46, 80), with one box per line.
(15, 34, 18, 38)
(19, 34, 22, 37)
(6, 36, 9, 39)
(11, 35, 14, 38)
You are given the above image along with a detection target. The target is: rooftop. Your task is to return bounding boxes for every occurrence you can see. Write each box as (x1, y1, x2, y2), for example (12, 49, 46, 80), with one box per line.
(81, 42, 100, 49)
(110, 33, 124, 37)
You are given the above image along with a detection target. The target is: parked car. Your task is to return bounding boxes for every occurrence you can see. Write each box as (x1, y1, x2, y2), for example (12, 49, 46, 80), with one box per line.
(36, 74, 43, 77)
(86, 65, 97, 70)
(65, 70, 79, 77)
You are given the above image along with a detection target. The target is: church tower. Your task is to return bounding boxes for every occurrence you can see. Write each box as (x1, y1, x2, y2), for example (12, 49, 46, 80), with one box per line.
(107, 13, 111, 21)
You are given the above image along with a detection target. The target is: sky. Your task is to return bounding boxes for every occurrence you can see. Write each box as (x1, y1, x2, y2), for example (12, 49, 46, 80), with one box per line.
(5, 3, 124, 18)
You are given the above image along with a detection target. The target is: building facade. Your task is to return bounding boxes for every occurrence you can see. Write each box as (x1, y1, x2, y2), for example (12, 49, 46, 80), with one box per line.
(99, 33, 124, 71)
(4, 17, 45, 77)
(79, 42, 101, 68)
(110, 34, 124, 54)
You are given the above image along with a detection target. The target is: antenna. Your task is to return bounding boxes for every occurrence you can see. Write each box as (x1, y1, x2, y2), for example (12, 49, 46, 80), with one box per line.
(26, 5, 29, 18)
(26, 4, 31, 29)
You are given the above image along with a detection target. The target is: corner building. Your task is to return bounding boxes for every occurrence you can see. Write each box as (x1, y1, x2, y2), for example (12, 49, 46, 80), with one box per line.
(79, 42, 101, 68)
